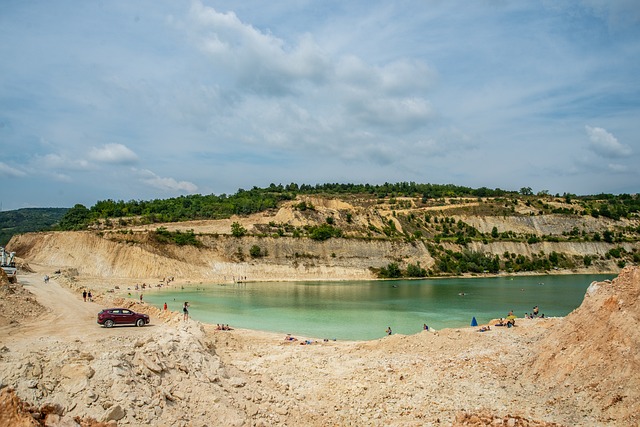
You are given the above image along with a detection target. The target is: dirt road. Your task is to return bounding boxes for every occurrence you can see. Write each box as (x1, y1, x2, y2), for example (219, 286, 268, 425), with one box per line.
(1, 273, 153, 349)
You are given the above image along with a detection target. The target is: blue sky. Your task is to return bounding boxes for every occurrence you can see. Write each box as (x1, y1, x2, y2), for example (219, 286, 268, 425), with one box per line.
(1, 0, 639, 210)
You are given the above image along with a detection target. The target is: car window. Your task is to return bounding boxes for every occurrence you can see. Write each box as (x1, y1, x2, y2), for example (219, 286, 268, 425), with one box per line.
(123, 310, 132, 314)
(111, 309, 121, 314)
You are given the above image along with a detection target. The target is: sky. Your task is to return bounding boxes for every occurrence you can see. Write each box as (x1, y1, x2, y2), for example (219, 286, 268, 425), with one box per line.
(1, 0, 639, 210)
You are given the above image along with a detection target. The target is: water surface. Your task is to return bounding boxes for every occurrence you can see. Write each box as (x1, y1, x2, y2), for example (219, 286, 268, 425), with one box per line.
(141, 274, 612, 341)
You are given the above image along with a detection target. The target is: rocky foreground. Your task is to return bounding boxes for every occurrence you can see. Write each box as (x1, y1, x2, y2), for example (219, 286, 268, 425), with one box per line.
(0, 266, 639, 426)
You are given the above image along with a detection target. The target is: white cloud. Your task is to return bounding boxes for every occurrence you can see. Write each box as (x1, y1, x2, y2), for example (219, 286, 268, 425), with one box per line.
(334, 57, 435, 133)
(378, 60, 436, 95)
(137, 169, 198, 193)
(355, 97, 434, 130)
(607, 163, 628, 173)
(585, 126, 631, 158)
(35, 154, 90, 171)
(186, 1, 330, 95)
(579, 0, 640, 27)
(88, 144, 138, 164)
(50, 172, 73, 182)
(413, 127, 476, 158)
(0, 161, 26, 177)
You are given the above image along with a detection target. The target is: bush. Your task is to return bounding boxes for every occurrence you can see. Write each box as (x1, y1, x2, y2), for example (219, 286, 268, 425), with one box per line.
(608, 247, 623, 258)
(603, 230, 614, 243)
(152, 227, 201, 246)
(527, 235, 540, 244)
(231, 222, 247, 237)
(406, 262, 427, 277)
(249, 245, 263, 258)
(378, 263, 402, 278)
(295, 201, 314, 211)
(309, 224, 342, 241)
(172, 229, 200, 246)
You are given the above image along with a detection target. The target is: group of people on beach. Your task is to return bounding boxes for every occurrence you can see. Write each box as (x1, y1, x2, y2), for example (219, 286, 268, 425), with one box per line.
(158, 301, 190, 321)
(283, 334, 328, 345)
(128, 277, 175, 292)
(215, 324, 232, 330)
(491, 305, 543, 329)
(524, 305, 544, 319)
(493, 309, 517, 328)
(82, 289, 92, 302)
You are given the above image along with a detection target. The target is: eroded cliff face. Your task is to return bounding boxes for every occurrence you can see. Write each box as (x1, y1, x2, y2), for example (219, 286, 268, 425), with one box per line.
(461, 213, 627, 235)
(7, 227, 632, 283)
(9, 231, 410, 281)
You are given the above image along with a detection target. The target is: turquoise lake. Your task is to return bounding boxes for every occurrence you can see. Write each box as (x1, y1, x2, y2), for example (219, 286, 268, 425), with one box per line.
(140, 274, 613, 341)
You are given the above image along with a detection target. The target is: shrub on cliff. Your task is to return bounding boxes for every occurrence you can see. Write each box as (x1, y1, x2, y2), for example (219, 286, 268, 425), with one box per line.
(308, 224, 342, 241)
(151, 227, 201, 247)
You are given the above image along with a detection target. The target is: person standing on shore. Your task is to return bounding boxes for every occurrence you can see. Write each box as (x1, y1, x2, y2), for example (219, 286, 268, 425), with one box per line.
(163, 302, 167, 311)
(82, 290, 87, 302)
(183, 302, 189, 321)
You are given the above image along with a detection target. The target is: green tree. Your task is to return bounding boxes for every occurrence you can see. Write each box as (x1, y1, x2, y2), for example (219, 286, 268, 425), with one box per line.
(406, 262, 427, 277)
(379, 262, 402, 278)
(59, 204, 91, 230)
(231, 222, 247, 237)
(603, 230, 614, 243)
(491, 226, 499, 238)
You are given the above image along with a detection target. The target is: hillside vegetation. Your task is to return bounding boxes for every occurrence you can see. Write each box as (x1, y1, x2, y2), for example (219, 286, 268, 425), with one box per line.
(0, 207, 68, 246)
(7, 183, 639, 281)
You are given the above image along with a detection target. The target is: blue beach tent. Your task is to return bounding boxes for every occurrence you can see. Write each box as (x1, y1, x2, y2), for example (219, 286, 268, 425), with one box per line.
(471, 316, 478, 327)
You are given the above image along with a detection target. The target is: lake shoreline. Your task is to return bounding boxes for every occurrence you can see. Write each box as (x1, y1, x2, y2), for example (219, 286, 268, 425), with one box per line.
(134, 272, 614, 341)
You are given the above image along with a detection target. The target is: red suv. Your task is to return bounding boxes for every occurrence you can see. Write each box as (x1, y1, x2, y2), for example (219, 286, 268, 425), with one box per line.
(97, 308, 150, 328)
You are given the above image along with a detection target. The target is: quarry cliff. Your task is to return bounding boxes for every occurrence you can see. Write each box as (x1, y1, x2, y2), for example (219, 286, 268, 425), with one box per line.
(6, 194, 639, 282)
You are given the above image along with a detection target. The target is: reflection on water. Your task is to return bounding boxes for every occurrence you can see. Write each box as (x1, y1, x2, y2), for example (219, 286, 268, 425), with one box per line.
(142, 274, 613, 341)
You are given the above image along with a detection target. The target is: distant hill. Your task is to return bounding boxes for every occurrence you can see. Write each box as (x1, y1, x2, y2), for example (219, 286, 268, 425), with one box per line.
(0, 208, 69, 245)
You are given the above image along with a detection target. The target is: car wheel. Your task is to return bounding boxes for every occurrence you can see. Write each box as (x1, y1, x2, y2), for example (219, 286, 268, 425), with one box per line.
(136, 318, 145, 327)
(104, 319, 114, 328)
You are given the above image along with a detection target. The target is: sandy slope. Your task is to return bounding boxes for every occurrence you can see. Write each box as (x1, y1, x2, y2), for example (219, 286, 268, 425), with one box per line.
(1, 267, 639, 426)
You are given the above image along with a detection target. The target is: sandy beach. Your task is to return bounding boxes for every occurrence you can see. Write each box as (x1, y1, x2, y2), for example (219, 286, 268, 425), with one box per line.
(1, 265, 639, 426)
